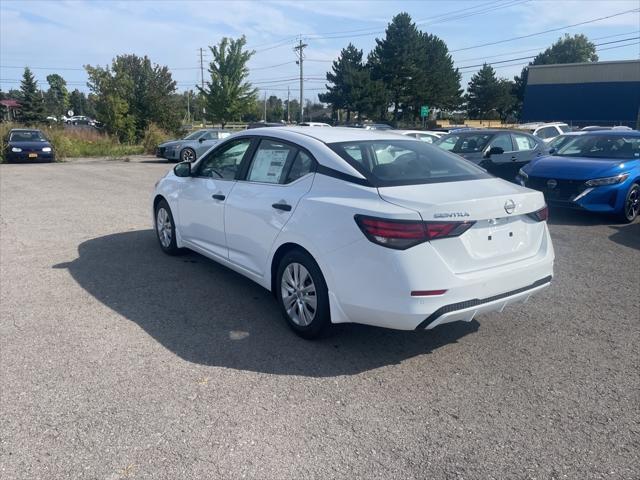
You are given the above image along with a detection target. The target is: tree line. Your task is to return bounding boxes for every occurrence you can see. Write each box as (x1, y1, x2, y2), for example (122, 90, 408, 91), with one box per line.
(320, 12, 598, 124)
(1, 12, 600, 137)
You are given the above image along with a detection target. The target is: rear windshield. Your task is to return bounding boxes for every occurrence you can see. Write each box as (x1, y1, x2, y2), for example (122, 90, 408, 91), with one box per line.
(556, 135, 640, 160)
(559, 125, 571, 133)
(435, 133, 492, 154)
(328, 139, 490, 186)
(9, 131, 46, 142)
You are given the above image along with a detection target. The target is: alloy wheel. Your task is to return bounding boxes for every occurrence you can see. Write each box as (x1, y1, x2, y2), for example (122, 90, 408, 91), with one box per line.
(280, 263, 317, 326)
(182, 149, 195, 162)
(625, 186, 639, 221)
(156, 207, 172, 248)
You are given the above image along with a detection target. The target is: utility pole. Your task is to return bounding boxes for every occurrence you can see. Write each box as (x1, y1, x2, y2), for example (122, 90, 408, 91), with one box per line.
(294, 37, 307, 123)
(287, 86, 290, 124)
(263, 91, 267, 122)
(199, 47, 206, 125)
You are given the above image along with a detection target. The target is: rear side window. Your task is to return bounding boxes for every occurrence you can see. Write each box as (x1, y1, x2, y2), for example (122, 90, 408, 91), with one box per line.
(513, 133, 538, 151)
(247, 139, 296, 184)
(285, 151, 314, 183)
(329, 140, 490, 187)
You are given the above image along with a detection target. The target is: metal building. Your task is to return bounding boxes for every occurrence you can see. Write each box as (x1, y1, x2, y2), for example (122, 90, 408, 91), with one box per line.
(521, 60, 640, 128)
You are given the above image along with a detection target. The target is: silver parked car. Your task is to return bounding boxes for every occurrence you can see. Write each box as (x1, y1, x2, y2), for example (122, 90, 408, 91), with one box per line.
(156, 129, 233, 162)
(435, 129, 547, 182)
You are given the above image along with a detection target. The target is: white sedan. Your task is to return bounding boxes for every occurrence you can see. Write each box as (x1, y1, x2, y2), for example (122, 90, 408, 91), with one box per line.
(152, 127, 554, 338)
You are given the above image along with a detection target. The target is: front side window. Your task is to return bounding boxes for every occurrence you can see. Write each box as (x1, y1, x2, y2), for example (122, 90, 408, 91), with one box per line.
(556, 135, 640, 160)
(489, 134, 513, 152)
(513, 133, 537, 151)
(536, 127, 557, 139)
(196, 138, 252, 179)
(436, 134, 492, 154)
(184, 130, 206, 140)
(247, 139, 296, 184)
(330, 140, 490, 187)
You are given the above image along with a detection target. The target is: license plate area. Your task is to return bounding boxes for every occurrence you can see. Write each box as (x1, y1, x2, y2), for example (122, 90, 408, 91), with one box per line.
(28, 153, 37, 158)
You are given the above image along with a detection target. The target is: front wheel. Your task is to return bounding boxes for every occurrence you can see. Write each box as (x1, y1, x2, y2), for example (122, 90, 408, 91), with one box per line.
(155, 200, 181, 255)
(180, 148, 196, 163)
(619, 183, 639, 223)
(276, 250, 331, 339)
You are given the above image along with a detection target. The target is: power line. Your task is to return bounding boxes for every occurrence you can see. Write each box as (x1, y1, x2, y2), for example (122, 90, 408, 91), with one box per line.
(454, 30, 639, 63)
(450, 8, 640, 52)
(457, 36, 639, 70)
(301, 0, 529, 41)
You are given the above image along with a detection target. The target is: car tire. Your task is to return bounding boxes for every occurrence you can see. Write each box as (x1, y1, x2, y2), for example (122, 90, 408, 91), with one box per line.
(276, 249, 331, 339)
(619, 183, 639, 223)
(180, 148, 196, 163)
(154, 199, 182, 255)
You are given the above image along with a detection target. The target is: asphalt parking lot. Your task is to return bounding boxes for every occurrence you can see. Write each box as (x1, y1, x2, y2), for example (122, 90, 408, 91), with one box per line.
(1, 156, 638, 480)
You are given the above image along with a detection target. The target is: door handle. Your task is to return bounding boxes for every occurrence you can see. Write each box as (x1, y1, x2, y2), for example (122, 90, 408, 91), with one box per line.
(211, 194, 225, 201)
(511, 156, 518, 161)
(272, 203, 292, 212)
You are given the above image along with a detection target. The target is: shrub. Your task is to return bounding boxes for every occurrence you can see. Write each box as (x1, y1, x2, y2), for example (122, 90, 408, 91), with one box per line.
(142, 123, 172, 154)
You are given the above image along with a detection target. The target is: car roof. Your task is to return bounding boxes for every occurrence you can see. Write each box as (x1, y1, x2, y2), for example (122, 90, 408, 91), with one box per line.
(228, 126, 428, 178)
(238, 126, 413, 144)
(394, 129, 440, 135)
(10, 128, 43, 132)
(579, 130, 640, 137)
(443, 129, 535, 135)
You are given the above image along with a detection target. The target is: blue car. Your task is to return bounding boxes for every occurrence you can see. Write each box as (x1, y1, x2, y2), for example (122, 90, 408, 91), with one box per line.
(519, 131, 640, 223)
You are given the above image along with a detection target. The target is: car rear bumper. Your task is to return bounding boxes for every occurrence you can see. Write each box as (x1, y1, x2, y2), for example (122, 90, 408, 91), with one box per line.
(321, 226, 554, 331)
(414, 276, 552, 329)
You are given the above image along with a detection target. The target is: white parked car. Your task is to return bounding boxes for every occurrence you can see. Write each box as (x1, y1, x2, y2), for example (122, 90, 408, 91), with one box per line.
(152, 127, 554, 338)
(393, 129, 444, 143)
(520, 122, 571, 143)
(299, 122, 332, 127)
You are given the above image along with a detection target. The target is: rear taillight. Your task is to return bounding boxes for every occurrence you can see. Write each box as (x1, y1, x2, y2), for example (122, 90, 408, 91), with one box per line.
(527, 206, 548, 222)
(355, 215, 475, 250)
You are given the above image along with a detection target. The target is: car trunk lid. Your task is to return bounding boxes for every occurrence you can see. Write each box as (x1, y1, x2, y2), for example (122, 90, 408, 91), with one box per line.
(378, 178, 547, 274)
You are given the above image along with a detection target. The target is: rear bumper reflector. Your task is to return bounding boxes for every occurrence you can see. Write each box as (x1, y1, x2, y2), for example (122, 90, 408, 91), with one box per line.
(411, 289, 447, 297)
(414, 275, 553, 330)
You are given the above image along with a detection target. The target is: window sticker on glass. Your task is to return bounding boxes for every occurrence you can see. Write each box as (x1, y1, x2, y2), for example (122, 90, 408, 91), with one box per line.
(248, 149, 289, 183)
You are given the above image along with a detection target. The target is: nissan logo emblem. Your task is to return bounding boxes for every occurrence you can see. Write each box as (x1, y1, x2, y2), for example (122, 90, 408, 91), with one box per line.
(547, 179, 558, 189)
(504, 199, 516, 214)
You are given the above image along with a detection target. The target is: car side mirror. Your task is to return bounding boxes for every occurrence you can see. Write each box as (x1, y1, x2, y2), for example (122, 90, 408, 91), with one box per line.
(548, 147, 556, 155)
(485, 146, 504, 158)
(174, 161, 191, 177)
(198, 137, 206, 143)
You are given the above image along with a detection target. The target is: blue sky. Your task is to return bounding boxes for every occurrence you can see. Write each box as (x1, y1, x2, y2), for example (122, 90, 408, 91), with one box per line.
(1, 0, 638, 102)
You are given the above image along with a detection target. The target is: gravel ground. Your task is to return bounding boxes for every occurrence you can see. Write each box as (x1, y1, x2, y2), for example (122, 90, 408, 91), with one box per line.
(1, 156, 638, 480)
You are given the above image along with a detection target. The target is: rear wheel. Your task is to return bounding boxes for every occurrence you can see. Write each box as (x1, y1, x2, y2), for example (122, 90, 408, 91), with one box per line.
(619, 183, 639, 223)
(276, 250, 330, 339)
(180, 148, 196, 163)
(154, 199, 181, 255)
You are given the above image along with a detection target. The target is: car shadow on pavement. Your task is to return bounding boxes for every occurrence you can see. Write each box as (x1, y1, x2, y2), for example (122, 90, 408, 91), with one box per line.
(608, 223, 640, 250)
(54, 230, 479, 377)
(547, 207, 614, 226)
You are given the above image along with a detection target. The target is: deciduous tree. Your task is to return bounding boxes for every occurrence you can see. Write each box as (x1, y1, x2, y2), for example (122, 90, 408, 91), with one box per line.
(198, 36, 258, 128)
(513, 34, 598, 117)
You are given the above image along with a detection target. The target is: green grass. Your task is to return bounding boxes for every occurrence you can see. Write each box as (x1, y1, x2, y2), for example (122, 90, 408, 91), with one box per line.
(1, 123, 146, 162)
